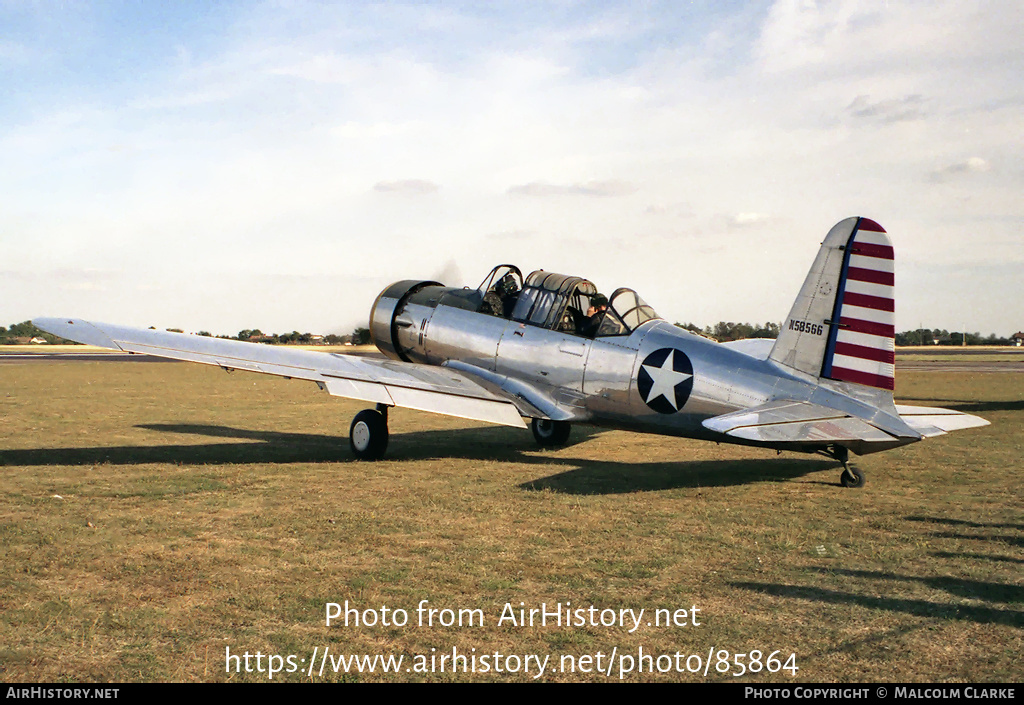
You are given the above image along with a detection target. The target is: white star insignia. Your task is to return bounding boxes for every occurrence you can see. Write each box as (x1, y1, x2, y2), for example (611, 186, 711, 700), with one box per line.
(642, 350, 693, 411)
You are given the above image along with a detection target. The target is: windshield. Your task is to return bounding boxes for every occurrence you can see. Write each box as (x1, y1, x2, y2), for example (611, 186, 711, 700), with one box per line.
(608, 288, 659, 331)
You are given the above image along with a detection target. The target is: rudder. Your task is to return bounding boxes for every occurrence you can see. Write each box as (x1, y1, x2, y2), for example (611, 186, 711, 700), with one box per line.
(822, 218, 894, 390)
(770, 217, 895, 393)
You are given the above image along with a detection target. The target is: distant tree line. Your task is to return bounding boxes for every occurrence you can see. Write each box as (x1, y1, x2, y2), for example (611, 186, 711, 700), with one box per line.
(675, 322, 1019, 346)
(0, 320, 371, 346)
(893, 328, 1017, 346)
(5, 318, 1016, 347)
(675, 321, 780, 341)
(0, 321, 79, 345)
(234, 329, 337, 345)
(234, 327, 372, 345)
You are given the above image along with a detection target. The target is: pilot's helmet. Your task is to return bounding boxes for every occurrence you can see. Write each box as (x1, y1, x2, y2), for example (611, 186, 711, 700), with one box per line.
(591, 293, 608, 309)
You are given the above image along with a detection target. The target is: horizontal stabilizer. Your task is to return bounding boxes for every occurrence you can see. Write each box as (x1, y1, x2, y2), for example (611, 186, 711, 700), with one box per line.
(702, 400, 896, 444)
(895, 405, 990, 437)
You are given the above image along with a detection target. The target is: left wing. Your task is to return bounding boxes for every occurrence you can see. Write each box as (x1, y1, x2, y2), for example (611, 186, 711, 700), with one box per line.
(33, 318, 526, 428)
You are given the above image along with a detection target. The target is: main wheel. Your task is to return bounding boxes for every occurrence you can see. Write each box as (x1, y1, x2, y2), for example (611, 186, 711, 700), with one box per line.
(840, 462, 865, 488)
(531, 418, 571, 447)
(349, 409, 389, 460)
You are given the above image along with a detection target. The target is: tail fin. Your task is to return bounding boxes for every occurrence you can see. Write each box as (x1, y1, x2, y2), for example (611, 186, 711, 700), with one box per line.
(770, 217, 895, 393)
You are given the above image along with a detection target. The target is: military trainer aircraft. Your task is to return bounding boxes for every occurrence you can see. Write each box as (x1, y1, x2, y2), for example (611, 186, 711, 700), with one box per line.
(35, 217, 987, 488)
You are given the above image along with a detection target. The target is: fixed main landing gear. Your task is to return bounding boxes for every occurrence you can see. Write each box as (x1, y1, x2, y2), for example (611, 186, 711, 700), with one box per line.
(349, 404, 391, 460)
(531, 418, 571, 447)
(826, 445, 865, 488)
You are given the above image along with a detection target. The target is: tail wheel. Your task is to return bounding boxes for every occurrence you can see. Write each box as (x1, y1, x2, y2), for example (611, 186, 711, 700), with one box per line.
(350, 409, 389, 460)
(828, 445, 865, 489)
(531, 418, 571, 447)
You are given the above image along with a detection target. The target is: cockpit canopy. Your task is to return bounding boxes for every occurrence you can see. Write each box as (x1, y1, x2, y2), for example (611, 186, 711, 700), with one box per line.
(511, 271, 596, 329)
(483, 268, 659, 338)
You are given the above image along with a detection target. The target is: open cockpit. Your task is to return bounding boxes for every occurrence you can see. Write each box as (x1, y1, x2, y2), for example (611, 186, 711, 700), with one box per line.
(476, 265, 660, 339)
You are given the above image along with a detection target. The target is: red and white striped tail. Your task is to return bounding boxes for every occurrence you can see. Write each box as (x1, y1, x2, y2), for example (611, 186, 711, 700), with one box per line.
(823, 218, 895, 391)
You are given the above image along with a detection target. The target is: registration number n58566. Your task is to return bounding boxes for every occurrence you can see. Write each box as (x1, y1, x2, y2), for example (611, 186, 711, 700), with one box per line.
(788, 319, 823, 336)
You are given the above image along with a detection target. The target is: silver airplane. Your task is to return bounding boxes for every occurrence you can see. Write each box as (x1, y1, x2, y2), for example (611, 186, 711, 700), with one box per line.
(35, 217, 987, 488)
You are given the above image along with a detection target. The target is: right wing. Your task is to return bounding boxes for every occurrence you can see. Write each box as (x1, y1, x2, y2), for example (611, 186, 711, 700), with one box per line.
(33, 318, 526, 428)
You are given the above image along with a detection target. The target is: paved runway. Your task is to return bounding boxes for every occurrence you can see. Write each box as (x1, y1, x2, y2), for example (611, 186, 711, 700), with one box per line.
(899, 347, 1024, 356)
(897, 361, 1024, 373)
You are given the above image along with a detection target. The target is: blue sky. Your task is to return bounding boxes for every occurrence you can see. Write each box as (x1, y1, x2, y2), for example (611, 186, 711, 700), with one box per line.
(2, 1, 1021, 336)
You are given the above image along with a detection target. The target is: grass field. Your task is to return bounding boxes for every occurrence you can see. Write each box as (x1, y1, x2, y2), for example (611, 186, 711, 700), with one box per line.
(1, 362, 1020, 682)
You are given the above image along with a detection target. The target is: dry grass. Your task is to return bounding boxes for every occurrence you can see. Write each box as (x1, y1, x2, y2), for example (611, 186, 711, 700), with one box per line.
(0, 362, 1020, 682)
(0, 345, 107, 353)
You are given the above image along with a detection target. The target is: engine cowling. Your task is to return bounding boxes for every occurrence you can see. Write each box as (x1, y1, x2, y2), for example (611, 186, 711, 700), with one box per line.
(369, 280, 442, 361)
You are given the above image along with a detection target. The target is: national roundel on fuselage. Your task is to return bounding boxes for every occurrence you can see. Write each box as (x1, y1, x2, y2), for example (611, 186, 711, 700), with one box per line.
(637, 348, 694, 414)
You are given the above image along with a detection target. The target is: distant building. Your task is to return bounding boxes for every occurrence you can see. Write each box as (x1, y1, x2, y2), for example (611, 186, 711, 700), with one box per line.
(1013, 332, 1024, 347)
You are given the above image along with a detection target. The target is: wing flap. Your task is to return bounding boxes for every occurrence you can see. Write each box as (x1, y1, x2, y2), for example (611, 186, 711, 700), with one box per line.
(322, 378, 394, 406)
(34, 318, 526, 428)
(383, 386, 525, 427)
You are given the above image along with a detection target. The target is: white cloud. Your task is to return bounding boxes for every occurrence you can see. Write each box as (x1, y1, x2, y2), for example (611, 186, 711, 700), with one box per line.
(930, 156, 992, 181)
(373, 179, 440, 195)
(507, 180, 637, 197)
(846, 94, 926, 123)
(728, 212, 772, 227)
(1, 1, 1021, 336)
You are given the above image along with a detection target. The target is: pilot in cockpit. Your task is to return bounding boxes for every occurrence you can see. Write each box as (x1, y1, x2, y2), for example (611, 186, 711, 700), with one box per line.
(580, 293, 608, 338)
(482, 273, 520, 318)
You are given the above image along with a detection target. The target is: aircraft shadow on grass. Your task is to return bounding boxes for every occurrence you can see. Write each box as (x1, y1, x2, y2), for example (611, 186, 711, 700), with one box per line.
(515, 457, 836, 494)
(927, 531, 1024, 549)
(731, 535, 1024, 628)
(903, 516, 1024, 563)
(930, 552, 1024, 565)
(905, 515, 1024, 532)
(0, 422, 837, 495)
(810, 567, 1023, 606)
(731, 579, 1024, 629)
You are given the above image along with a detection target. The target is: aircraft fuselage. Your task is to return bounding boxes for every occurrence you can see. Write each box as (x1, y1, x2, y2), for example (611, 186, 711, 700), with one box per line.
(371, 280, 813, 444)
